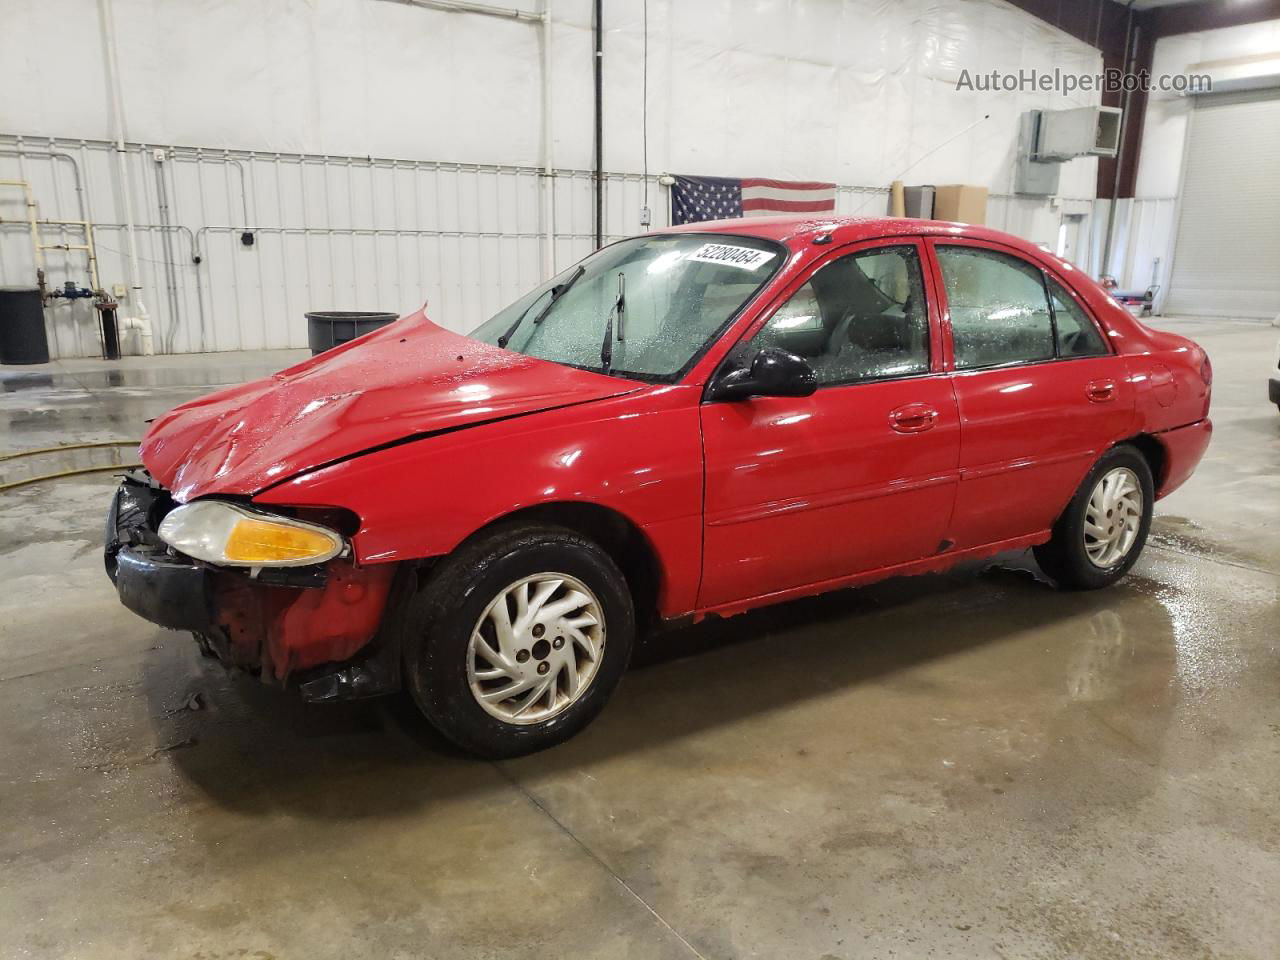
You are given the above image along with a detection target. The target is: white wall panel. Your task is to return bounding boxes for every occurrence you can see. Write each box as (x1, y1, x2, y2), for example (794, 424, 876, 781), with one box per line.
(0, 138, 660, 356)
(0, 0, 1108, 356)
(0, 137, 1096, 358)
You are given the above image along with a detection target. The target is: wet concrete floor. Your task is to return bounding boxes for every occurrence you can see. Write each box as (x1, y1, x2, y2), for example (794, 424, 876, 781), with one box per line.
(1, 319, 1277, 959)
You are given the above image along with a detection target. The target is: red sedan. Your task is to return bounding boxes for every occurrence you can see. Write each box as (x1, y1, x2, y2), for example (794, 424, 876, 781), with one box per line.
(106, 216, 1213, 757)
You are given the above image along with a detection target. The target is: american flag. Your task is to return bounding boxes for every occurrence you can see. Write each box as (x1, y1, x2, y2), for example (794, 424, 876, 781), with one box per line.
(670, 175, 837, 225)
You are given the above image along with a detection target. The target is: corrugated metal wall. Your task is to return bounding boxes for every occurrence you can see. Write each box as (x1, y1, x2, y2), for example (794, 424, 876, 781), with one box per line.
(0, 134, 1089, 358)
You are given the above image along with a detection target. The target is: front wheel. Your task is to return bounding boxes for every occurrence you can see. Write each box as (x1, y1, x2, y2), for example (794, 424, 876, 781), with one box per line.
(402, 523, 635, 759)
(1033, 445, 1154, 590)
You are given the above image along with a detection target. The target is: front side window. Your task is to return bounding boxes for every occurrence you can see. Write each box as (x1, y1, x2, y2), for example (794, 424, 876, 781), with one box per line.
(470, 234, 783, 381)
(749, 245, 930, 386)
(937, 246, 1054, 370)
(1049, 277, 1108, 357)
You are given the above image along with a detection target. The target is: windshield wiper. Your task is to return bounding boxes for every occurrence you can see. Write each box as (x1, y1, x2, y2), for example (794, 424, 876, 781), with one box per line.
(599, 272, 625, 374)
(497, 265, 586, 349)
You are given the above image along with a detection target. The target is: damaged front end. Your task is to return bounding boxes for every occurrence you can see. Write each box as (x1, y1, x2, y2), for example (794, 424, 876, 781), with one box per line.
(105, 472, 400, 702)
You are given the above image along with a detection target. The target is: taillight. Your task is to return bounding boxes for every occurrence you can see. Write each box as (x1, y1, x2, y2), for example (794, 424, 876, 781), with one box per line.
(1199, 353, 1213, 387)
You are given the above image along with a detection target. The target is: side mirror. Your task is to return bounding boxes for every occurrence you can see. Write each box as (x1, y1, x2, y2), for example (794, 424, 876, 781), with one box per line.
(707, 347, 818, 402)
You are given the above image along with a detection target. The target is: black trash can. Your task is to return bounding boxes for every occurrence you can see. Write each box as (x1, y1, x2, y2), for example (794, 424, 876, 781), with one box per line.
(306, 311, 398, 356)
(0, 287, 50, 365)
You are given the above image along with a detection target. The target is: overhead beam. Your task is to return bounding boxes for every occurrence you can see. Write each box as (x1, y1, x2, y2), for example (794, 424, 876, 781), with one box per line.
(1146, 0, 1280, 38)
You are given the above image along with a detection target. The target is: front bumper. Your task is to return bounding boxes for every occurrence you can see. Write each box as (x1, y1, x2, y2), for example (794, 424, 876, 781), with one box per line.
(105, 473, 219, 633)
(114, 546, 215, 631)
(104, 477, 399, 697)
(104, 473, 212, 629)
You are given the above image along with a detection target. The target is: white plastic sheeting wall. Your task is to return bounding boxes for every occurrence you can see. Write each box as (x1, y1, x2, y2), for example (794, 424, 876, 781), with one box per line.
(0, 0, 1105, 356)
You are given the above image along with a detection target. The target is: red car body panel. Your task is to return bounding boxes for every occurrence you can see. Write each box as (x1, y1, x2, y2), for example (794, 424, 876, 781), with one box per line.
(142, 316, 638, 502)
(213, 561, 396, 681)
(255, 385, 708, 616)
(137, 217, 1213, 674)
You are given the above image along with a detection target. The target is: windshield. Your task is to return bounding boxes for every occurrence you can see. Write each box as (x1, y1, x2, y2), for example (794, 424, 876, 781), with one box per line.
(469, 233, 784, 381)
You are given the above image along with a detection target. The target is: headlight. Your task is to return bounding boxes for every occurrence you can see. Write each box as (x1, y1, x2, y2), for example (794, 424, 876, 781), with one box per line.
(158, 500, 345, 567)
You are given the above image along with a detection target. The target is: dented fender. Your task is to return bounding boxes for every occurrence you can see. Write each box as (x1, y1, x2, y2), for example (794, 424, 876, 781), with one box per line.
(253, 384, 708, 617)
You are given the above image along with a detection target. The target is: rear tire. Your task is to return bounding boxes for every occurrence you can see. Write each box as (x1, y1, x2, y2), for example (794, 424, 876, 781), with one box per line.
(402, 523, 635, 759)
(1034, 444, 1153, 591)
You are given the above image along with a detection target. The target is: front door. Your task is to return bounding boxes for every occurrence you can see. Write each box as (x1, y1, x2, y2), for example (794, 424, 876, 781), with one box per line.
(927, 240, 1138, 549)
(699, 240, 961, 610)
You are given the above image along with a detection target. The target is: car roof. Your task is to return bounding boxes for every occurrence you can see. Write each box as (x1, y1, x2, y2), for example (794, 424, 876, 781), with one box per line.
(656, 215, 1044, 257)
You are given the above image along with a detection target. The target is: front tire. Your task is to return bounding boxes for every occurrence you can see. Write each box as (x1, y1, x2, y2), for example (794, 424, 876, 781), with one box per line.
(1034, 444, 1154, 590)
(402, 523, 635, 759)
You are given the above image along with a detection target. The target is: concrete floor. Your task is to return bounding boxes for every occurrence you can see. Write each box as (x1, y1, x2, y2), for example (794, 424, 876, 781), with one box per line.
(1, 318, 1277, 959)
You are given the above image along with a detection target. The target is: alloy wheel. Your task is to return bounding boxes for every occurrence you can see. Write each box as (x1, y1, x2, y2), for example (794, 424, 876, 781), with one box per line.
(1083, 466, 1143, 568)
(466, 572, 606, 724)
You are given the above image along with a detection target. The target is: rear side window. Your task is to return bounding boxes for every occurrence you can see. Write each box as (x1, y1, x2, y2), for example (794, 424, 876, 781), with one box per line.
(750, 245, 930, 386)
(1049, 278, 1108, 357)
(937, 246, 1054, 370)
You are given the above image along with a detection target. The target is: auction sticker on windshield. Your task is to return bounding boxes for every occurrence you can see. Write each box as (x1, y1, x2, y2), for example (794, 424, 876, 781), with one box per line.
(687, 243, 777, 271)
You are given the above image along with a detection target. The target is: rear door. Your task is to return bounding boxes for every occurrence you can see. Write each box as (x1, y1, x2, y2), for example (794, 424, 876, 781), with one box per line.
(698, 239, 960, 609)
(926, 240, 1137, 550)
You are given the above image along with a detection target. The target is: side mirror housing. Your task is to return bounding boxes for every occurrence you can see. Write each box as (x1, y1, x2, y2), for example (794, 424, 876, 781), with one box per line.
(707, 347, 818, 402)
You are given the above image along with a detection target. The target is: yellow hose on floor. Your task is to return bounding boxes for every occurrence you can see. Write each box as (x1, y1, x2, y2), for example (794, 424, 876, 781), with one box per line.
(0, 440, 140, 462)
(0, 441, 144, 492)
(0, 463, 144, 493)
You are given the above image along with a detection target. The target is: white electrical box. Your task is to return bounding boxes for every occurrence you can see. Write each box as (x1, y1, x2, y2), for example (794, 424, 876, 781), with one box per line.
(1035, 106, 1123, 161)
(112, 283, 128, 299)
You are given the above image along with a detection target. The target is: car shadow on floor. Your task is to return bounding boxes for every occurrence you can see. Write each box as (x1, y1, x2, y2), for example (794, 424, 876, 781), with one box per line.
(143, 550, 1176, 822)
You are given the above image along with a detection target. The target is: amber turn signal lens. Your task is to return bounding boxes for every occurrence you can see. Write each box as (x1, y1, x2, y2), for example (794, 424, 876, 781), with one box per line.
(158, 500, 345, 567)
(223, 517, 342, 565)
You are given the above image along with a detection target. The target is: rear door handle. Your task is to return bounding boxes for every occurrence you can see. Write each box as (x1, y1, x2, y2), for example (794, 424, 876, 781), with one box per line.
(1086, 379, 1117, 403)
(889, 403, 938, 434)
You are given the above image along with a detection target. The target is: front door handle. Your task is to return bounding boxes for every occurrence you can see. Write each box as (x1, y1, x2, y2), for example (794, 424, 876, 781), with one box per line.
(889, 403, 937, 434)
(1086, 379, 1117, 403)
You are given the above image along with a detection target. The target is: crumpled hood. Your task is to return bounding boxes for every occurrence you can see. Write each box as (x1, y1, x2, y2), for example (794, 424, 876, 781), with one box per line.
(142, 310, 637, 502)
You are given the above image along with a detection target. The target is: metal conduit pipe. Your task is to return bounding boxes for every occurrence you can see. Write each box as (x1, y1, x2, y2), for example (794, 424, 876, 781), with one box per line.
(541, 0, 555, 278)
(1102, 1, 1140, 280)
(152, 153, 181, 353)
(190, 225, 604, 259)
(0, 147, 88, 223)
(3, 221, 198, 259)
(167, 149, 252, 228)
(592, 0, 603, 250)
(0, 134, 666, 184)
(378, 0, 543, 23)
(97, 0, 150, 343)
(0, 179, 46, 292)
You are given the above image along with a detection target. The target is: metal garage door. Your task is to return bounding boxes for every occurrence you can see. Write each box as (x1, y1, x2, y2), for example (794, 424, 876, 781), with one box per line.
(1165, 88, 1280, 319)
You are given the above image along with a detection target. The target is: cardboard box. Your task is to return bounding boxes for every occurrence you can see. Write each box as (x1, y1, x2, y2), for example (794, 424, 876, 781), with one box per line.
(932, 184, 988, 225)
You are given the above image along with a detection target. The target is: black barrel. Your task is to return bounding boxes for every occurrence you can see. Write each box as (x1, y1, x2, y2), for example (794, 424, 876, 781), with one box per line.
(0, 287, 50, 365)
(306, 311, 398, 355)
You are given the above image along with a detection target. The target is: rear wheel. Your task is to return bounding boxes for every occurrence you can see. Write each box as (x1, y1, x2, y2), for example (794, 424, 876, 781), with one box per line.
(402, 523, 635, 758)
(1034, 445, 1153, 590)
